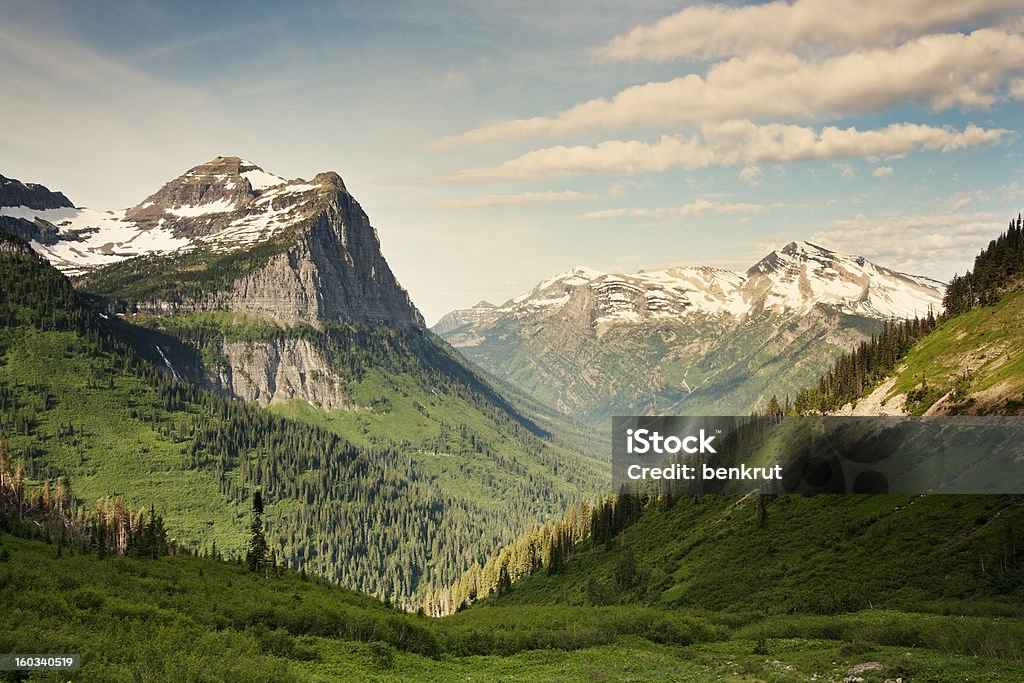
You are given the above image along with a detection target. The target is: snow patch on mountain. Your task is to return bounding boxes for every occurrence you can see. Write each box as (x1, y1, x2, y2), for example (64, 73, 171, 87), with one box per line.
(2, 159, 331, 275)
(240, 167, 287, 191)
(168, 198, 237, 217)
(435, 241, 946, 338)
(2, 206, 191, 274)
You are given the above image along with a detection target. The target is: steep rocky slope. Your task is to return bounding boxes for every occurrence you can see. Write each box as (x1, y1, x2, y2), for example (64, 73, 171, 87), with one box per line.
(1, 158, 428, 409)
(1, 157, 422, 328)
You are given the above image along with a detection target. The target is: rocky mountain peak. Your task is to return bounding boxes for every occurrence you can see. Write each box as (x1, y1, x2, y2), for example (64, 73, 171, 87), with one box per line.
(5, 158, 424, 328)
(0, 174, 74, 210)
(311, 171, 347, 193)
(125, 156, 277, 223)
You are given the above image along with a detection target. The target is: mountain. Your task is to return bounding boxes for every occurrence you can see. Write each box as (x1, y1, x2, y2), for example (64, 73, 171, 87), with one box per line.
(433, 300, 496, 336)
(434, 242, 945, 423)
(0, 161, 606, 607)
(0, 173, 73, 210)
(0, 157, 422, 328)
(0, 173, 75, 246)
(0, 158, 424, 408)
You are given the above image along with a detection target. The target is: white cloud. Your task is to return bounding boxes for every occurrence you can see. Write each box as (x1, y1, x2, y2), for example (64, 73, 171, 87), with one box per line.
(608, 178, 651, 196)
(941, 189, 990, 210)
(832, 163, 857, 179)
(595, 0, 1022, 62)
(442, 122, 1006, 179)
(872, 166, 894, 177)
(581, 208, 628, 219)
(998, 181, 1024, 200)
(583, 199, 779, 220)
(435, 30, 1024, 147)
(810, 210, 1010, 278)
(738, 165, 764, 186)
(416, 190, 597, 209)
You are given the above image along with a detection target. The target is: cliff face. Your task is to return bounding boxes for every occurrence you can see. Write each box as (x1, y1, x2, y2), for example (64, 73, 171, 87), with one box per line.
(220, 179, 423, 327)
(133, 183, 423, 328)
(34, 157, 427, 328)
(203, 337, 353, 410)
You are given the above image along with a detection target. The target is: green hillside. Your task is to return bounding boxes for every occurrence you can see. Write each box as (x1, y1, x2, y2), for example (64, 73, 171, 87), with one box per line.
(0, 232, 603, 607)
(887, 288, 1024, 415)
(790, 215, 1024, 417)
(483, 493, 1024, 613)
(454, 306, 878, 426)
(4, 530, 1024, 682)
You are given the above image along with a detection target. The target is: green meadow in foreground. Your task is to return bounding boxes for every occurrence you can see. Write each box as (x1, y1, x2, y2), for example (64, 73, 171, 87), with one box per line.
(3, 530, 1024, 682)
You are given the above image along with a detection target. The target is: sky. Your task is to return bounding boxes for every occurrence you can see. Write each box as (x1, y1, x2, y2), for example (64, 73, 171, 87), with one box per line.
(2, 0, 1024, 325)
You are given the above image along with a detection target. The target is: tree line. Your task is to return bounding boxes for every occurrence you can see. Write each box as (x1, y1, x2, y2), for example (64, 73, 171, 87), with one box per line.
(0, 433, 173, 559)
(944, 214, 1024, 315)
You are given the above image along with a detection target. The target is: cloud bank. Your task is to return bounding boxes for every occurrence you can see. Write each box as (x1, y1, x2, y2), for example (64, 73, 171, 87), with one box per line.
(595, 0, 1023, 62)
(436, 29, 1024, 147)
(443, 122, 1006, 179)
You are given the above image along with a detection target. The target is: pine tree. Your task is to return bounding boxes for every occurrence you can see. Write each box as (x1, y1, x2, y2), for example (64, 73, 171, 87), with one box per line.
(246, 490, 268, 573)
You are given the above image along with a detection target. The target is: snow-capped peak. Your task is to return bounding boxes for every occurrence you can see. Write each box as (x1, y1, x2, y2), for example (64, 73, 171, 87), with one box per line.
(436, 244, 946, 336)
(743, 241, 942, 318)
(533, 265, 603, 292)
(0, 158, 338, 275)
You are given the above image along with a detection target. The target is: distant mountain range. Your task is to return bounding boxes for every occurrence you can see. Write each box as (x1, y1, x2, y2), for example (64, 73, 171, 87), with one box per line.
(434, 242, 945, 422)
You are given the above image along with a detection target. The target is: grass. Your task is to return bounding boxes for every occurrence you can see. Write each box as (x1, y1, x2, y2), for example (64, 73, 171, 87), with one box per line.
(887, 289, 1024, 414)
(3, 531, 1024, 681)
(488, 493, 1024, 615)
(0, 327, 249, 555)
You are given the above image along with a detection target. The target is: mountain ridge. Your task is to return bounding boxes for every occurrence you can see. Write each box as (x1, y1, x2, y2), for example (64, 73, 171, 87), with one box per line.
(0, 157, 423, 329)
(433, 242, 944, 422)
(438, 242, 943, 337)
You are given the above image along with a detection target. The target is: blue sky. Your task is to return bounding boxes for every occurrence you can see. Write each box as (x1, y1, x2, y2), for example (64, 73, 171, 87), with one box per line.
(2, 1, 1024, 324)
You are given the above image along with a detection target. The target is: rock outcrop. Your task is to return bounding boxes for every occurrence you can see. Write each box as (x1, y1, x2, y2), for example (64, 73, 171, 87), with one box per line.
(204, 337, 353, 410)
(0, 174, 74, 210)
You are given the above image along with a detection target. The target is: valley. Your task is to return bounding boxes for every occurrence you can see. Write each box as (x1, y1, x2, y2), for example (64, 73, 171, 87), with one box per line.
(0, 163, 605, 609)
(2, 160, 1023, 682)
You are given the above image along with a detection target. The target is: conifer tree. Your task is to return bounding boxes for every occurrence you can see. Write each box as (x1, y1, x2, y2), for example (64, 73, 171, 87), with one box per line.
(246, 490, 268, 573)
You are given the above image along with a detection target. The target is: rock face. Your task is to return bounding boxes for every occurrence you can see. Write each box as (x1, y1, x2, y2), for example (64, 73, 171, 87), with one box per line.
(0, 174, 73, 210)
(433, 243, 945, 422)
(433, 300, 496, 336)
(0, 174, 75, 245)
(2, 157, 423, 328)
(204, 338, 353, 410)
(125, 156, 263, 229)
